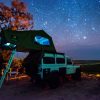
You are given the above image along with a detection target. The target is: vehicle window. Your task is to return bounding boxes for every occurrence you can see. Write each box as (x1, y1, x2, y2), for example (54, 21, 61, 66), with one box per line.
(67, 58, 72, 64)
(43, 57, 55, 64)
(56, 58, 65, 64)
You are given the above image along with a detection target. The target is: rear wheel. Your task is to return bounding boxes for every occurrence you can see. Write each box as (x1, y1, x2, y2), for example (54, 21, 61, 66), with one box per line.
(48, 71, 60, 89)
(59, 68, 67, 83)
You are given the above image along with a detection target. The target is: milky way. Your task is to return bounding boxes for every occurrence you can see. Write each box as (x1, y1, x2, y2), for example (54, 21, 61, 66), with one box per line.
(1, 0, 100, 59)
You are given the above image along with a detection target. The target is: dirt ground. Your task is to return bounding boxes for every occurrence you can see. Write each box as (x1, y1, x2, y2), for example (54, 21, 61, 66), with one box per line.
(0, 75, 100, 100)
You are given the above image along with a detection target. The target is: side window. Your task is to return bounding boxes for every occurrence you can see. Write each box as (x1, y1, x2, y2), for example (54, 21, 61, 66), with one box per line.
(67, 58, 72, 65)
(56, 58, 65, 64)
(43, 57, 55, 64)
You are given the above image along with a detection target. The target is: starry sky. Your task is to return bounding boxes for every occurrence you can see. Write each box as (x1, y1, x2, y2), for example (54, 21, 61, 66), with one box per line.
(1, 0, 100, 60)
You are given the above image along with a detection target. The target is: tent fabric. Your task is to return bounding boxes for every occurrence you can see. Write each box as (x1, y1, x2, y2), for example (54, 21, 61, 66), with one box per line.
(1, 30, 56, 52)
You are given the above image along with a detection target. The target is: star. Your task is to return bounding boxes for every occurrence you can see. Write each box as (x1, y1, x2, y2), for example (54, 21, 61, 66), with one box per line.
(43, 21, 48, 26)
(84, 19, 87, 22)
(67, 18, 71, 22)
(83, 36, 87, 40)
(92, 27, 96, 31)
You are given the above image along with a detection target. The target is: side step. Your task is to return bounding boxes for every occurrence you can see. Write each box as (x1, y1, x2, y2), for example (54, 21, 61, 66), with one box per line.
(0, 49, 16, 88)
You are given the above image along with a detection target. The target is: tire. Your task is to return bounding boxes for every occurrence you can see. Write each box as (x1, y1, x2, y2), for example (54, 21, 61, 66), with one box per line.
(48, 71, 60, 89)
(59, 67, 67, 83)
(72, 68, 81, 80)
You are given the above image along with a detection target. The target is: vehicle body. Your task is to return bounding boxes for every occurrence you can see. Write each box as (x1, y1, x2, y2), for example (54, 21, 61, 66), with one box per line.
(38, 52, 80, 79)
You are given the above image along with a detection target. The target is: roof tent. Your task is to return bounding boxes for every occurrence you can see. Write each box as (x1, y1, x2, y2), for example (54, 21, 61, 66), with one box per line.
(1, 30, 56, 52)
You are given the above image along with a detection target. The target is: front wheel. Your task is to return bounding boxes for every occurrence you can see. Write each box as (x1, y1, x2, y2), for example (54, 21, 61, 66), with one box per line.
(72, 68, 81, 80)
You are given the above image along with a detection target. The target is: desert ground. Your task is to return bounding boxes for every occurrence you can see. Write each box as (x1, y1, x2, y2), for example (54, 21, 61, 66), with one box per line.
(0, 74, 100, 100)
(0, 60, 100, 100)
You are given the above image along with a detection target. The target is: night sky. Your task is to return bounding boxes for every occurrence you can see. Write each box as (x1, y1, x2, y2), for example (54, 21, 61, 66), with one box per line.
(1, 0, 100, 60)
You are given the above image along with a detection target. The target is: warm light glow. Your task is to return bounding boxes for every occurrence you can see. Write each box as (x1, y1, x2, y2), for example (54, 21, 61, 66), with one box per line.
(81, 72, 100, 80)
(96, 74, 100, 77)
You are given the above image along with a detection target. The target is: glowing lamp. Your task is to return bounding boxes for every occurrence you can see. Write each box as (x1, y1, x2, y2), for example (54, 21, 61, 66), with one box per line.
(5, 43, 10, 46)
(4, 43, 16, 48)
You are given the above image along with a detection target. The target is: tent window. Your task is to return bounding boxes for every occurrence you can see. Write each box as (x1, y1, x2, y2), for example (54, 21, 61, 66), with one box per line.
(34, 36, 50, 45)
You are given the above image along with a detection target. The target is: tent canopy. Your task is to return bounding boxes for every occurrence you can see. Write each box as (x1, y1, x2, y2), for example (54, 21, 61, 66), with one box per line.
(1, 30, 56, 52)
